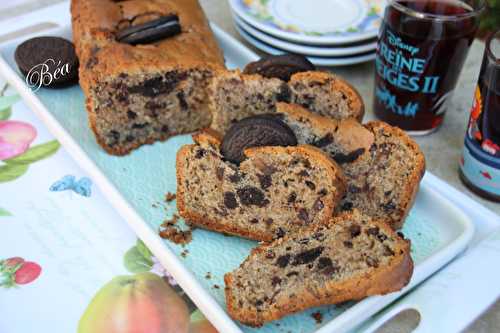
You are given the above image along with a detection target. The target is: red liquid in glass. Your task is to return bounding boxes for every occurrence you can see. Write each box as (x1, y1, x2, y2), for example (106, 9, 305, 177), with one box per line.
(374, 0, 480, 133)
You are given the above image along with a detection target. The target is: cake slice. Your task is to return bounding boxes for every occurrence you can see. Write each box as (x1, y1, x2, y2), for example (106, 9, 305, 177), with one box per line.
(209, 70, 364, 134)
(176, 130, 346, 242)
(289, 71, 364, 121)
(224, 210, 413, 327)
(276, 103, 425, 229)
(71, 0, 225, 155)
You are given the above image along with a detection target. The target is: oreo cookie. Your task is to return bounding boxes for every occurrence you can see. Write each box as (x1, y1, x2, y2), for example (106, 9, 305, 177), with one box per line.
(116, 14, 181, 45)
(221, 114, 298, 164)
(243, 54, 316, 81)
(15, 36, 79, 88)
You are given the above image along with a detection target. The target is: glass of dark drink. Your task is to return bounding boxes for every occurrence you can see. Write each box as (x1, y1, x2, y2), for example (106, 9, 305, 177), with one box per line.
(460, 29, 500, 202)
(373, 0, 485, 135)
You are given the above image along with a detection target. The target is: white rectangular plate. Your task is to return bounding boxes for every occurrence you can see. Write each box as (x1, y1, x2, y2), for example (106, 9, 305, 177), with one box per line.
(0, 23, 474, 333)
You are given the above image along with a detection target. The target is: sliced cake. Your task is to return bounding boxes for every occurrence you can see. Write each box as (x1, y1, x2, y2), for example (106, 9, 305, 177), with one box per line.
(209, 70, 364, 134)
(176, 130, 346, 242)
(289, 71, 364, 121)
(71, 0, 225, 155)
(276, 103, 426, 229)
(224, 210, 413, 327)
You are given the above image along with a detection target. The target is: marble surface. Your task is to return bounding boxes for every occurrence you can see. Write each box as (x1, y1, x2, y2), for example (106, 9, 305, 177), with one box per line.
(0, 0, 498, 332)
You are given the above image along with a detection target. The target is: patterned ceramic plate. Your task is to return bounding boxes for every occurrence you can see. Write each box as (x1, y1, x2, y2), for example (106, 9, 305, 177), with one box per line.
(235, 22, 376, 66)
(229, 0, 386, 45)
(233, 13, 377, 57)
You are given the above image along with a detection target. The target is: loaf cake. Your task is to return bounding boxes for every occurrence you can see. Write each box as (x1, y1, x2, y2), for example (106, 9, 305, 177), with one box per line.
(176, 130, 346, 242)
(224, 210, 413, 327)
(209, 70, 364, 134)
(276, 103, 425, 230)
(71, 0, 225, 155)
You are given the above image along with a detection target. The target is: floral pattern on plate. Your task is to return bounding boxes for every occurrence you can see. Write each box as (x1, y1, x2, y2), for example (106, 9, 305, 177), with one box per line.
(240, 0, 384, 36)
(0, 85, 60, 186)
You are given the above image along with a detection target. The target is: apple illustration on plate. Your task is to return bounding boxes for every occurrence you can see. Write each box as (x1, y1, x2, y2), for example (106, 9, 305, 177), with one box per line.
(79, 272, 191, 333)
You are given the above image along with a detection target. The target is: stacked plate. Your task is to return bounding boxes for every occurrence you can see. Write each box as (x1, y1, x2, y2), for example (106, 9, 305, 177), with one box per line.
(229, 0, 386, 66)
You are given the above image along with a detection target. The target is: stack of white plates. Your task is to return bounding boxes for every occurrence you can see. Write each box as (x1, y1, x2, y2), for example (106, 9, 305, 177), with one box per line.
(228, 0, 386, 66)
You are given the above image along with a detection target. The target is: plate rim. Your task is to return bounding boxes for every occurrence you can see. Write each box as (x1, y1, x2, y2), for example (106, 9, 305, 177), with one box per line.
(229, 0, 385, 45)
(234, 22, 376, 66)
(232, 12, 378, 57)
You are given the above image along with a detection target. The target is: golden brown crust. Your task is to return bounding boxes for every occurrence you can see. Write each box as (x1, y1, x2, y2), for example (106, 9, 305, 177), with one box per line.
(71, 0, 224, 81)
(289, 71, 365, 121)
(192, 128, 223, 146)
(177, 137, 269, 240)
(176, 130, 346, 242)
(364, 121, 426, 229)
(208, 69, 285, 133)
(276, 102, 374, 153)
(276, 103, 425, 230)
(71, 0, 225, 155)
(208, 69, 365, 134)
(224, 211, 413, 327)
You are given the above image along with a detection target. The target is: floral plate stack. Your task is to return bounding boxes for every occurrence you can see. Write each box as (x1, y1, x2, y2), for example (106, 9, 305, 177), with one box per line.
(229, 0, 386, 66)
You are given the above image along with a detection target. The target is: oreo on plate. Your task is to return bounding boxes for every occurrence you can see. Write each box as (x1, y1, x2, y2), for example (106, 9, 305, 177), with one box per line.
(116, 14, 181, 45)
(15, 36, 79, 88)
(221, 114, 298, 164)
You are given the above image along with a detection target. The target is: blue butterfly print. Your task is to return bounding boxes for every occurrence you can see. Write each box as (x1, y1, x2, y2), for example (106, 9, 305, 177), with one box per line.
(50, 175, 92, 197)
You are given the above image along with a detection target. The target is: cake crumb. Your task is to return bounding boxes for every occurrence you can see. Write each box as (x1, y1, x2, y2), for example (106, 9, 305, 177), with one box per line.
(159, 214, 193, 245)
(213, 284, 220, 289)
(180, 249, 189, 258)
(311, 311, 323, 324)
(165, 192, 176, 202)
(205, 272, 212, 280)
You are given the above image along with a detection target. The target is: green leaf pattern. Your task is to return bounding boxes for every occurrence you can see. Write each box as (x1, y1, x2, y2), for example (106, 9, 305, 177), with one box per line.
(123, 246, 154, 273)
(0, 208, 11, 217)
(0, 87, 62, 219)
(0, 108, 12, 121)
(123, 239, 155, 273)
(136, 239, 153, 261)
(4, 140, 60, 165)
(0, 164, 29, 183)
(0, 141, 61, 184)
(0, 94, 20, 121)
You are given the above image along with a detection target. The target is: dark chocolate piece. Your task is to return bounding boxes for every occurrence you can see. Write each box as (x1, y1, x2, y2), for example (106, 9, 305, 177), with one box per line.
(332, 148, 366, 164)
(236, 186, 269, 207)
(292, 247, 324, 265)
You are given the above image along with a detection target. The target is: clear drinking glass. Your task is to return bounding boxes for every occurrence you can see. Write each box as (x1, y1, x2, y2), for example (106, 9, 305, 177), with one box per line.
(373, 0, 485, 135)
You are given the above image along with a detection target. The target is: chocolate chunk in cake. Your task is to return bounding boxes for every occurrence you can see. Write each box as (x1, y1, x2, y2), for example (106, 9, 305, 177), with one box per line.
(71, 0, 225, 155)
(176, 130, 346, 242)
(224, 210, 413, 327)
